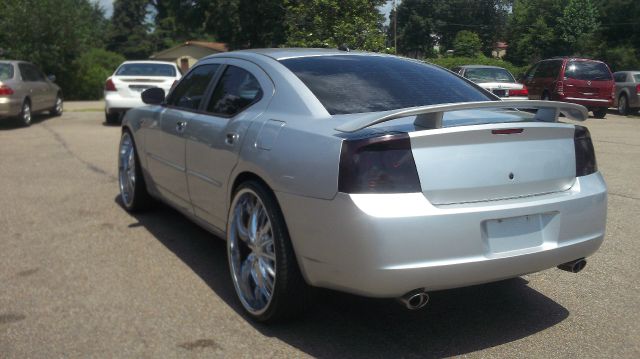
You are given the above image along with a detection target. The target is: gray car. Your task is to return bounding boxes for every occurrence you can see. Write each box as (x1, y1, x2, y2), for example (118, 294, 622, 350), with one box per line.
(0, 60, 63, 126)
(613, 71, 640, 115)
(118, 49, 607, 323)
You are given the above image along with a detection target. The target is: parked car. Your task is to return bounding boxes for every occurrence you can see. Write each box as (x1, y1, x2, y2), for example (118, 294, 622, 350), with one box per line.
(613, 71, 640, 115)
(104, 61, 181, 124)
(0, 60, 63, 126)
(452, 65, 529, 100)
(118, 49, 607, 323)
(522, 57, 614, 118)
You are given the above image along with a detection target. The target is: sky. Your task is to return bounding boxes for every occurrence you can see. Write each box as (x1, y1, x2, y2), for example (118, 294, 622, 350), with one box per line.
(94, 0, 394, 23)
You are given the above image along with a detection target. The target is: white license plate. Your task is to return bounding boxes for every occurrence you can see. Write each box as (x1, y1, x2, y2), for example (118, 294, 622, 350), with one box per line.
(484, 214, 545, 253)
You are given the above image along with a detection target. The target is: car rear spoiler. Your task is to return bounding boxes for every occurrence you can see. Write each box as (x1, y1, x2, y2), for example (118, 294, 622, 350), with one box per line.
(334, 100, 588, 133)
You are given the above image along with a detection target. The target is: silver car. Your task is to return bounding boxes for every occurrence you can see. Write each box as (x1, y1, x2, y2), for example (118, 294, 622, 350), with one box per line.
(613, 71, 640, 115)
(118, 49, 607, 323)
(0, 60, 63, 126)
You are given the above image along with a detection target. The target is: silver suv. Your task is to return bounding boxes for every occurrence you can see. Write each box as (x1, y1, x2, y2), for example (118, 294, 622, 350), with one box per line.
(0, 60, 63, 126)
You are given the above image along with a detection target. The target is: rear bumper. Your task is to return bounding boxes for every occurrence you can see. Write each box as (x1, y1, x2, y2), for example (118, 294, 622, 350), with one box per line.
(104, 92, 144, 113)
(553, 94, 613, 108)
(0, 97, 21, 118)
(277, 173, 607, 297)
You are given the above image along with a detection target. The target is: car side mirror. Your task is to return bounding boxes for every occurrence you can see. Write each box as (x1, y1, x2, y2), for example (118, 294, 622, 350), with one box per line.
(141, 87, 165, 105)
(47, 74, 56, 82)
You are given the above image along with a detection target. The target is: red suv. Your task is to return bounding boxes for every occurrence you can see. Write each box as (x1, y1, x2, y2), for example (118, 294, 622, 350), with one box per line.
(522, 57, 614, 118)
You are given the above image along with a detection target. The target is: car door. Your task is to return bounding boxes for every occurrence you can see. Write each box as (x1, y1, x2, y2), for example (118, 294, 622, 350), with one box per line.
(18, 64, 48, 110)
(143, 63, 221, 214)
(184, 59, 274, 230)
(522, 62, 540, 99)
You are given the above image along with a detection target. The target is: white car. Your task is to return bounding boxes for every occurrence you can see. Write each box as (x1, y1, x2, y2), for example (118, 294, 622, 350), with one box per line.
(104, 61, 181, 123)
(453, 65, 529, 101)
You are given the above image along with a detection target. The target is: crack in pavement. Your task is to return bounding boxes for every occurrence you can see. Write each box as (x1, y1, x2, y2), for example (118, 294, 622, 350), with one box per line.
(41, 123, 117, 183)
(595, 140, 640, 148)
(609, 192, 640, 201)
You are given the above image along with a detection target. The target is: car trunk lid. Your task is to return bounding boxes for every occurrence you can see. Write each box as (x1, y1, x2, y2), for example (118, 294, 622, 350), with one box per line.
(408, 118, 576, 205)
(112, 76, 176, 98)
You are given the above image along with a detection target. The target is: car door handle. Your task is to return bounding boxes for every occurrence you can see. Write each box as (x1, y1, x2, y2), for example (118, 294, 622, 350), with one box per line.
(176, 121, 187, 133)
(225, 132, 239, 145)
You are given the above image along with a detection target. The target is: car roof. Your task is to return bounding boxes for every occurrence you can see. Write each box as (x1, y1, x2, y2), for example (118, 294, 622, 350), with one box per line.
(207, 48, 381, 61)
(458, 65, 507, 70)
(120, 60, 177, 65)
(614, 71, 640, 74)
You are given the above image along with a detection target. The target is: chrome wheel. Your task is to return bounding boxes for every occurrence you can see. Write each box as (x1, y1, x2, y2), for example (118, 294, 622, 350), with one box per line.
(228, 188, 277, 315)
(618, 96, 628, 115)
(118, 132, 136, 208)
(54, 96, 63, 115)
(21, 101, 31, 126)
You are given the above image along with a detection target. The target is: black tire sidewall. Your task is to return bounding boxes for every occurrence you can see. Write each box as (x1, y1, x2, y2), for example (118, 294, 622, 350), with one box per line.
(618, 95, 628, 115)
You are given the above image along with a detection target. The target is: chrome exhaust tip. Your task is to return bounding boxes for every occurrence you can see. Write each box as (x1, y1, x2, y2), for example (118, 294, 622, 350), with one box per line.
(397, 288, 430, 310)
(558, 258, 587, 273)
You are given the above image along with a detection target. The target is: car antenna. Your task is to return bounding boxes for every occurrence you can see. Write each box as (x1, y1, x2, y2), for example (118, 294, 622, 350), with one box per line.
(338, 44, 350, 52)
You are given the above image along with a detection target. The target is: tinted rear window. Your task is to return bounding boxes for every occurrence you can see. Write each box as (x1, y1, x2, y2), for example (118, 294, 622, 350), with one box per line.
(564, 61, 612, 81)
(464, 67, 515, 83)
(280, 55, 492, 115)
(116, 63, 176, 77)
(0, 63, 13, 80)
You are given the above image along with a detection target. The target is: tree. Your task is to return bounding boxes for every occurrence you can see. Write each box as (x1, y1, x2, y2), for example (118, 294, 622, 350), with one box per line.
(68, 49, 125, 100)
(107, 0, 154, 59)
(453, 31, 482, 57)
(504, 0, 567, 65)
(284, 0, 386, 51)
(0, 0, 108, 97)
(558, 0, 599, 53)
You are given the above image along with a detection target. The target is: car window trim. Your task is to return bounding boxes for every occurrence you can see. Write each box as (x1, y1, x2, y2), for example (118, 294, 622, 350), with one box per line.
(163, 63, 223, 113)
(201, 64, 265, 119)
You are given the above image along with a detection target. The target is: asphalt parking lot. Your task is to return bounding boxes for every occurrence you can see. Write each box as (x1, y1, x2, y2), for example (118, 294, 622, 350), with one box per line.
(1, 107, 639, 358)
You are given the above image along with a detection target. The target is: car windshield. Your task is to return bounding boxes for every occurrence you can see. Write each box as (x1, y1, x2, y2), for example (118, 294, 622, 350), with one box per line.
(280, 55, 492, 115)
(564, 61, 612, 81)
(0, 63, 13, 80)
(464, 67, 515, 83)
(634, 74, 640, 82)
(116, 63, 176, 77)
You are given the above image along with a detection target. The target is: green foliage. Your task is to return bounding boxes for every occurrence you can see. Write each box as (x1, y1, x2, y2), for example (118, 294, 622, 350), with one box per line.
(453, 31, 482, 57)
(284, 0, 386, 51)
(202, 0, 286, 49)
(426, 56, 528, 79)
(602, 46, 640, 72)
(559, 0, 599, 52)
(107, 0, 155, 59)
(66, 49, 125, 100)
(0, 0, 108, 97)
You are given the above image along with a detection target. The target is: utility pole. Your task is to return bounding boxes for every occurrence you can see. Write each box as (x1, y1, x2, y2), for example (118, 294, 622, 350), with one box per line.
(393, 0, 397, 54)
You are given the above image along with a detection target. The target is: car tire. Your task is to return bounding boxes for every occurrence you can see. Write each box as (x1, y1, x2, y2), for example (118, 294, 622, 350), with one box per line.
(105, 111, 120, 125)
(541, 92, 550, 101)
(617, 95, 629, 116)
(227, 180, 312, 323)
(118, 130, 153, 212)
(19, 99, 32, 127)
(50, 94, 63, 116)
(593, 108, 607, 119)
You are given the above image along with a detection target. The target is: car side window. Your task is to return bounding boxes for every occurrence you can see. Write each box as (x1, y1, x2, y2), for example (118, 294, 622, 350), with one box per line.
(614, 73, 626, 82)
(18, 64, 36, 81)
(206, 65, 263, 117)
(525, 63, 539, 81)
(167, 64, 220, 110)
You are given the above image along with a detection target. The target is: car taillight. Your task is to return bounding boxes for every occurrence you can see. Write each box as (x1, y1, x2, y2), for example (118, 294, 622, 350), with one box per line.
(0, 85, 14, 96)
(574, 125, 597, 177)
(105, 78, 117, 91)
(338, 133, 421, 193)
(555, 81, 564, 95)
(508, 86, 529, 97)
(636, 84, 640, 94)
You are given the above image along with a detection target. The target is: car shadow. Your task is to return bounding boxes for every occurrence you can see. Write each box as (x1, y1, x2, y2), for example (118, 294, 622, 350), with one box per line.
(0, 113, 53, 130)
(116, 196, 569, 358)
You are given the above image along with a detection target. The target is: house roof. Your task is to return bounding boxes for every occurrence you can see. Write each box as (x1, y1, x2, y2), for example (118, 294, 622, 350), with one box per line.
(151, 41, 228, 59)
(494, 42, 508, 49)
